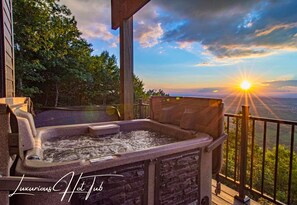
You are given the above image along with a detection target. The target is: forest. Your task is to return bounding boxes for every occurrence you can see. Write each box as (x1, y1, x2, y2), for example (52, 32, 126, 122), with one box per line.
(13, 0, 166, 107)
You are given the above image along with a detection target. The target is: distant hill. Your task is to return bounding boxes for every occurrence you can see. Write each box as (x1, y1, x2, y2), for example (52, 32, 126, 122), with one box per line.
(223, 96, 297, 121)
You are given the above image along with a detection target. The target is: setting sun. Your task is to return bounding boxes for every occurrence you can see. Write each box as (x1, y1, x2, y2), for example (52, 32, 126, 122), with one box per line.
(240, 80, 252, 91)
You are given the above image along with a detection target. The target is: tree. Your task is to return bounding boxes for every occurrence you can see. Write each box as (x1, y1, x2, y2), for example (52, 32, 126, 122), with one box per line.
(13, 0, 54, 97)
(13, 0, 92, 106)
(13, 0, 151, 107)
(86, 51, 120, 105)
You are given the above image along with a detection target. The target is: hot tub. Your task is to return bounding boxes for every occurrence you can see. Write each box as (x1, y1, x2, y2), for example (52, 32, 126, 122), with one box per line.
(0, 97, 226, 205)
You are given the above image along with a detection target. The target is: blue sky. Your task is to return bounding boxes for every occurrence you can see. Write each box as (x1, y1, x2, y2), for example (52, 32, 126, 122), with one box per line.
(59, 0, 297, 97)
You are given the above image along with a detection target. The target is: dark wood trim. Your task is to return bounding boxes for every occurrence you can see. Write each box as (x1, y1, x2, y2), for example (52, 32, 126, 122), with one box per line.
(111, 0, 120, 30)
(0, 0, 5, 97)
(111, 0, 150, 29)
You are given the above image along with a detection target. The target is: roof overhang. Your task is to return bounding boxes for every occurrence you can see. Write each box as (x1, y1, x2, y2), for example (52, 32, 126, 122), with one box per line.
(111, 0, 150, 30)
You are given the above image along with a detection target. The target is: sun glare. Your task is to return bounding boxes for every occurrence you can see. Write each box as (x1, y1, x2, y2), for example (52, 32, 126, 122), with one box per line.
(240, 80, 251, 91)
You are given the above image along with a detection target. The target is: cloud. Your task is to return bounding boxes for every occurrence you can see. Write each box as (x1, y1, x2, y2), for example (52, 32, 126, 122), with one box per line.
(133, 3, 164, 48)
(80, 23, 118, 47)
(60, 0, 165, 48)
(255, 22, 297, 37)
(195, 57, 240, 67)
(82, 24, 113, 40)
(257, 80, 297, 97)
(262, 80, 297, 88)
(59, 0, 118, 47)
(150, 0, 297, 59)
(206, 45, 273, 59)
(59, 0, 297, 59)
(59, 0, 110, 24)
(135, 23, 164, 48)
(177, 41, 193, 50)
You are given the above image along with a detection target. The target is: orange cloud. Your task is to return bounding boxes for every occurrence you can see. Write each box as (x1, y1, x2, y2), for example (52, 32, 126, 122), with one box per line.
(255, 22, 297, 37)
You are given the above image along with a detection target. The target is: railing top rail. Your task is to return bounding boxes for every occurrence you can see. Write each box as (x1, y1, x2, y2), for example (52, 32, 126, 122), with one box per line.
(225, 113, 241, 118)
(249, 116, 297, 125)
(225, 113, 297, 125)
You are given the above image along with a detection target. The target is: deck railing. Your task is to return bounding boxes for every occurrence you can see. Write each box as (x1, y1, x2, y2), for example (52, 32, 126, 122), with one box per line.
(135, 102, 296, 205)
(133, 99, 150, 119)
(222, 107, 296, 205)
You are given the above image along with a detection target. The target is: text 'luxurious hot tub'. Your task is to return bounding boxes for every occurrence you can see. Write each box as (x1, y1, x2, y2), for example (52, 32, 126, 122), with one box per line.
(0, 97, 226, 205)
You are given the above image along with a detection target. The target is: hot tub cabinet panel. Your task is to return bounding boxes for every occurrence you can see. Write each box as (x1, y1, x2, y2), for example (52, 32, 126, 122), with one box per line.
(71, 149, 204, 205)
(155, 149, 201, 205)
(72, 162, 147, 205)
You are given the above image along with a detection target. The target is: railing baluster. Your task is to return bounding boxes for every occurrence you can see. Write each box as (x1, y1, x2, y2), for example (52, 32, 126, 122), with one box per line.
(250, 119, 255, 190)
(234, 117, 239, 181)
(273, 123, 280, 200)
(225, 116, 230, 177)
(261, 121, 267, 194)
(287, 125, 295, 205)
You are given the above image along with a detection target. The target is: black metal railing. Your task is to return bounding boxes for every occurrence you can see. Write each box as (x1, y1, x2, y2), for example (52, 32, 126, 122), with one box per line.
(222, 107, 297, 205)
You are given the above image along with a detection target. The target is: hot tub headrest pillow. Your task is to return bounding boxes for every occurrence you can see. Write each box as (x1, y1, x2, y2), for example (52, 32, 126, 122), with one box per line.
(16, 116, 35, 159)
(14, 109, 38, 137)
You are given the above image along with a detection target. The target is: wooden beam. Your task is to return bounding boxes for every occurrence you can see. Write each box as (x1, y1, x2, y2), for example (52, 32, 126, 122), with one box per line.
(120, 17, 134, 120)
(111, 0, 121, 30)
(112, 0, 150, 29)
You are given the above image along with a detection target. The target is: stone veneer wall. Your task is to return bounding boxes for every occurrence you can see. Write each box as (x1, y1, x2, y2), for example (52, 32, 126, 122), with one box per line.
(72, 162, 146, 205)
(155, 149, 201, 205)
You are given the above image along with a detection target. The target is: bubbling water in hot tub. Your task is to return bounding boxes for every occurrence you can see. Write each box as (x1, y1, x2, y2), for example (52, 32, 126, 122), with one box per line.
(42, 130, 181, 162)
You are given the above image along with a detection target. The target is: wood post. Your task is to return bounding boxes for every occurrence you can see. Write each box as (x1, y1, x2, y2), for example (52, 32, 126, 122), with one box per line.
(112, 0, 150, 120)
(235, 105, 250, 203)
(120, 17, 134, 120)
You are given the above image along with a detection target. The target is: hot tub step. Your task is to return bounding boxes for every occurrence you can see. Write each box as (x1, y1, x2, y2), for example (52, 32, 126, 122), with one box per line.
(88, 124, 120, 136)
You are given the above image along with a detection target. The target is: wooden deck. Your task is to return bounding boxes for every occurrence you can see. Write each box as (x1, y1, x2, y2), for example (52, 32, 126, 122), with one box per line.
(212, 180, 260, 205)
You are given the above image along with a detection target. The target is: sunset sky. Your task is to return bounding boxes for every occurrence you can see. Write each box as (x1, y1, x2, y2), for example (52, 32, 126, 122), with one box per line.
(59, 0, 297, 98)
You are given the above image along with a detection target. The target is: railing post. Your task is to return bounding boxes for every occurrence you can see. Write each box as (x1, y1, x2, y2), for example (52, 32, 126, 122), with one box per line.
(235, 105, 250, 204)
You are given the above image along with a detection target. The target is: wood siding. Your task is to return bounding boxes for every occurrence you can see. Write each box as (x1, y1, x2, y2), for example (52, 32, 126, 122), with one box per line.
(0, 0, 14, 97)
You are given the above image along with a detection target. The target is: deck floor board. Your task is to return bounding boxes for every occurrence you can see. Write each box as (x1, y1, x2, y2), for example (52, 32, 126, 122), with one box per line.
(212, 180, 260, 205)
